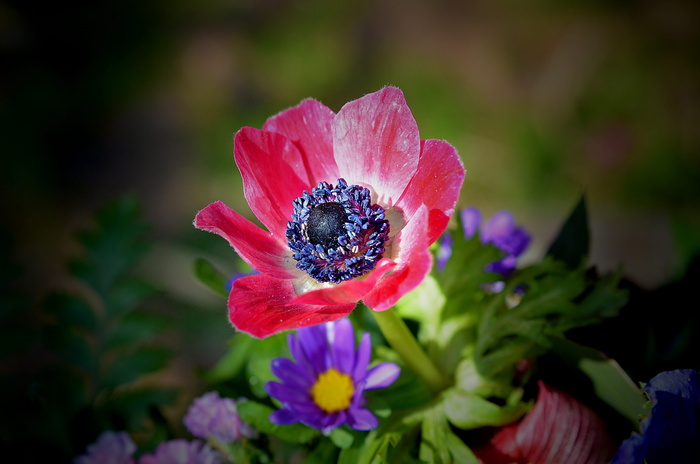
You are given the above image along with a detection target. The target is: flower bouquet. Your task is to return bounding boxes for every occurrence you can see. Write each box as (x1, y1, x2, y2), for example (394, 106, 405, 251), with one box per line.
(67, 87, 698, 463)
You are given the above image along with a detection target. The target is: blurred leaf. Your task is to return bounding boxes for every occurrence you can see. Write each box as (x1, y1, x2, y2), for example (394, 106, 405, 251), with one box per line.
(442, 387, 529, 430)
(192, 258, 229, 298)
(395, 275, 445, 345)
(330, 427, 354, 449)
(69, 196, 150, 300)
(245, 333, 288, 398)
(106, 310, 168, 350)
(671, 214, 700, 277)
(43, 292, 97, 331)
(237, 400, 319, 444)
(549, 337, 645, 425)
(445, 431, 479, 464)
(369, 366, 431, 411)
(473, 258, 626, 379)
(420, 404, 453, 464)
(546, 195, 590, 269)
(106, 278, 159, 316)
(203, 333, 255, 383)
(104, 387, 178, 431)
(103, 347, 170, 388)
(42, 326, 95, 373)
(438, 232, 503, 307)
(303, 439, 339, 463)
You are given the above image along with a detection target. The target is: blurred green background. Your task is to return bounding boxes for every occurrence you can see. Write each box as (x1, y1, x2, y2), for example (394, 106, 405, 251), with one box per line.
(1, 0, 699, 460)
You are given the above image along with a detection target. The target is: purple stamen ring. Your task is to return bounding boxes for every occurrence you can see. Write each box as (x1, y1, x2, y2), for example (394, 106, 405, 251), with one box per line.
(286, 178, 390, 284)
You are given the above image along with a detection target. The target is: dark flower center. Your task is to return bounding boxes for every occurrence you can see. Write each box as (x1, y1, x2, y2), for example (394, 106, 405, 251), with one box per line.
(306, 202, 348, 249)
(286, 178, 390, 284)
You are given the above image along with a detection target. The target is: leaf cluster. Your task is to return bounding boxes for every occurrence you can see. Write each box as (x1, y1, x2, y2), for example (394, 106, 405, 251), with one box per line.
(1, 197, 175, 461)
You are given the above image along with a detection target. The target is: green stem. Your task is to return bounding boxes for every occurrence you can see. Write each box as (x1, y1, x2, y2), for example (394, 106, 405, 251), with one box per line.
(371, 308, 447, 394)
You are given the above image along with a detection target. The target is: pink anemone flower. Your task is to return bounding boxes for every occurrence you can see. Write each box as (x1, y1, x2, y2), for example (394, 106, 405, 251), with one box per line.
(194, 86, 464, 337)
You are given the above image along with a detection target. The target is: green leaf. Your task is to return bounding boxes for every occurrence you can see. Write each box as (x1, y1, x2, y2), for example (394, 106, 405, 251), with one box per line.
(445, 431, 479, 464)
(548, 337, 645, 424)
(103, 347, 170, 388)
(330, 427, 355, 449)
(42, 325, 95, 373)
(303, 439, 339, 463)
(203, 333, 256, 383)
(472, 258, 626, 379)
(244, 333, 288, 398)
(394, 274, 445, 345)
(104, 387, 177, 431)
(419, 405, 451, 464)
(106, 310, 168, 349)
(442, 387, 530, 430)
(237, 400, 319, 444)
(106, 278, 159, 316)
(69, 197, 150, 300)
(546, 195, 589, 268)
(43, 293, 96, 331)
(437, 230, 503, 307)
(192, 258, 229, 298)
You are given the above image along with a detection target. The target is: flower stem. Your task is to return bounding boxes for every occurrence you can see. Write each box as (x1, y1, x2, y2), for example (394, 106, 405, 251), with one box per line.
(371, 308, 447, 394)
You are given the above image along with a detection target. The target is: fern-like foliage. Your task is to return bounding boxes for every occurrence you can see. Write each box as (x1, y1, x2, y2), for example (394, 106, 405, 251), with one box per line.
(1, 197, 175, 462)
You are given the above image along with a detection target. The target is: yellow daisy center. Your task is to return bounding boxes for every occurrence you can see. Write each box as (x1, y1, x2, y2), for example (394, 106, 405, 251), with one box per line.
(310, 368, 355, 413)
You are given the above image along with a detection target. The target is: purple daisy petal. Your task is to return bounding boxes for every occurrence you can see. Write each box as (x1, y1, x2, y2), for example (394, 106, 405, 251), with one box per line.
(267, 318, 399, 435)
(347, 407, 379, 431)
(461, 207, 481, 239)
(352, 333, 372, 381)
(266, 381, 310, 405)
(270, 358, 315, 389)
(297, 324, 331, 375)
(287, 332, 316, 376)
(269, 408, 299, 425)
(320, 411, 347, 435)
(331, 318, 356, 374)
(364, 362, 401, 390)
(287, 400, 323, 415)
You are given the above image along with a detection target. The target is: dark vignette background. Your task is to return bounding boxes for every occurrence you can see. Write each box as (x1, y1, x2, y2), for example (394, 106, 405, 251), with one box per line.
(1, 0, 699, 461)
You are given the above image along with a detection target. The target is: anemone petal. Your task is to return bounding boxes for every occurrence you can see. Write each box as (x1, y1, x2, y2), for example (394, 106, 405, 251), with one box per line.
(228, 273, 354, 338)
(333, 87, 420, 206)
(263, 98, 340, 186)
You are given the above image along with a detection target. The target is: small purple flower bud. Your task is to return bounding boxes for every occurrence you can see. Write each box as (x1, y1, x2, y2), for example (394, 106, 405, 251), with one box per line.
(183, 391, 255, 444)
(73, 431, 135, 464)
(138, 439, 221, 464)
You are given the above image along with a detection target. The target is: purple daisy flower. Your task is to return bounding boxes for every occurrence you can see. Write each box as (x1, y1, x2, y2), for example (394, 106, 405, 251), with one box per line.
(138, 439, 221, 464)
(438, 208, 530, 279)
(183, 391, 256, 444)
(265, 318, 401, 435)
(74, 431, 135, 464)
